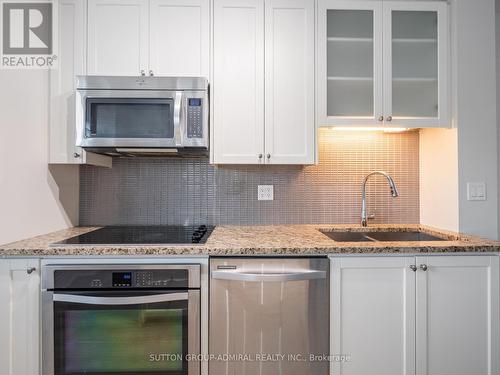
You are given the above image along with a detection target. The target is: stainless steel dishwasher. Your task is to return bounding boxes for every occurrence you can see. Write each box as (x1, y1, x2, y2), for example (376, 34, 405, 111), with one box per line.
(209, 257, 329, 375)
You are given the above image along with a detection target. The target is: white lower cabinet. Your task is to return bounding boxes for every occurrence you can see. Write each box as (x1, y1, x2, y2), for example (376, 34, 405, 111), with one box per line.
(416, 256, 500, 375)
(0, 259, 40, 375)
(330, 255, 499, 375)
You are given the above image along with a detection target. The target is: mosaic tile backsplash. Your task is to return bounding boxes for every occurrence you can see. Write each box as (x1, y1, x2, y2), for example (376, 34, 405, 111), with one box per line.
(80, 129, 420, 226)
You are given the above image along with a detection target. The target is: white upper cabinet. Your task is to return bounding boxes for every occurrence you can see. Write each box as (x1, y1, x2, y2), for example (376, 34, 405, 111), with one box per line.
(87, 0, 209, 76)
(384, 1, 449, 128)
(212, 0, 315, 165)
(50, 0, 111, 166)
(150, 0, 209, 77)
(317, 0, 384, 126)
(87, 0, 149, 75)
(212, 0, 265, 164)
(317, 0, 449, 128)
(264, 0, 315, 164)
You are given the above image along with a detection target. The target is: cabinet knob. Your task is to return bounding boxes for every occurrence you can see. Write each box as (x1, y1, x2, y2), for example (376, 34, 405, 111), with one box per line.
(27, 267, 36, 275)
(409, 265, 417, 272)
(73, 152, 81, 158)
(378, 115, 384, 122)
(140, 70, 146, 76)
(419, 264, 428, 271)
(258, 154, 263, 159)
(386, 116, 393, 122)
(149, 70, 154, 76)
(266, 154, 271, 159)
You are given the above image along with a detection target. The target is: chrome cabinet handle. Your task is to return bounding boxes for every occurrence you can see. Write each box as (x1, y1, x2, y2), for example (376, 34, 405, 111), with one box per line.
(73, 152, 81, 158)
(53, 292, 188, 305)
(386, 116, 393, 122)
(420, 264, 428, 271)
(149, 70, 154, 76)
(409, 265, 417, 272)
(258, 154, 263, 159)
(27, 267, 36, 275)
(266, 154, 271, 159)
(378, 115, 384, 122)
(140, 70, 145, 76)
(212, 270, 326, 282)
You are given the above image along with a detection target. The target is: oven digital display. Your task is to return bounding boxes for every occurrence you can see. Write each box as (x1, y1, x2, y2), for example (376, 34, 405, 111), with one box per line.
(112, 272, 132, 287)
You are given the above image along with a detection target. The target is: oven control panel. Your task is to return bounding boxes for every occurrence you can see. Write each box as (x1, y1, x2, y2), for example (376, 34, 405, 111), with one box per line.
(186, 98, 203, 138)
(52, 267, 198, 289)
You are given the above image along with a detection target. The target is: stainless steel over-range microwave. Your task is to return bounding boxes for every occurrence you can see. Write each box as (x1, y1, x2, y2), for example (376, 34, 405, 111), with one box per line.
(75, 76, 209, 156)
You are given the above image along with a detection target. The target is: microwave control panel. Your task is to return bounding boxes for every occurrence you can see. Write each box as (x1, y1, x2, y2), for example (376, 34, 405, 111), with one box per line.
(187, 98, 203, 138)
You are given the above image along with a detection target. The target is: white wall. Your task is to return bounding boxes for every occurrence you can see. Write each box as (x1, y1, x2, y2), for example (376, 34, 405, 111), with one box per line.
(0, 70, 79, 246)
(452, 0, 498, 240)
(419, 128, 459, 232)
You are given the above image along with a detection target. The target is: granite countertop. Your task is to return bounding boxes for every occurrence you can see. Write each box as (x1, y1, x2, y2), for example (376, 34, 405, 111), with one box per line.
(0, 224, 499, 256)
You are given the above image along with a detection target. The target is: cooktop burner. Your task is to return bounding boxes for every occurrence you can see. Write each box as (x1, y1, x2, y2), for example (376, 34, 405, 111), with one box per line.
(54, 225, 214, 246)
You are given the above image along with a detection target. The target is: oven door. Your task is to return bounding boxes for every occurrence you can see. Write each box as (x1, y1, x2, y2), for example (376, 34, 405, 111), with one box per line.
(42, 290, 200, 375)
(76, 90, 183, 148)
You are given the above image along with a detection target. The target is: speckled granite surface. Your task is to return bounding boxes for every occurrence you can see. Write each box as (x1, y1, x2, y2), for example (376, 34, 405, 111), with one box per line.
(0, 224, 498, 256)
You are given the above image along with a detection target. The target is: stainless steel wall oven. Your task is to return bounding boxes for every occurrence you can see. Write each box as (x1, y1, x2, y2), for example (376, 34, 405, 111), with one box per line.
(42, 264, 200, 375)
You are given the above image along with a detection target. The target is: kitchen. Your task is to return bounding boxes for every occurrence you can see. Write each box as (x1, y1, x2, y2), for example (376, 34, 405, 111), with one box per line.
(0, 0, 499, 375)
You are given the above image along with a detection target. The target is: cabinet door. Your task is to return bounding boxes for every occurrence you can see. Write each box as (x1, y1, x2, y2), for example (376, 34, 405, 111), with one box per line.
(50, 0, 111, 167)
(330, 257, 415, 375)
(264, 0, 315, 164)
(87, 0, 148, 75)
(50, 0, 87, 164)
(416, 256, 499, 375)
(383, 1, 449, 127)
(150, 0, 209, 77)
(0, 259, 40, 375)
(212, 0, 265, 164)
(317, 0, 383, 127)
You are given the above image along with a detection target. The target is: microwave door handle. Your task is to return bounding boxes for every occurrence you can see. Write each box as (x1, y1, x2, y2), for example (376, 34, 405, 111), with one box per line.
(211, 270, 326, 282)
(173, 92, 183, 147)
(53, 292, 188, 305)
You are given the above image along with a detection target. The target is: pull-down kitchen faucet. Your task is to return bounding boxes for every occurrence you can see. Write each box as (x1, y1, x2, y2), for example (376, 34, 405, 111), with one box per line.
(361, 171, 399, 227)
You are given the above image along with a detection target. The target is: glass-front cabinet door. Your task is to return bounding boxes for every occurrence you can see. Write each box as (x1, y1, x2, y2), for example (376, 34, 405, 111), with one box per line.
(317, 0, 449, 128)
(383, 1, 449, 127)
(317, 0, 383, 126)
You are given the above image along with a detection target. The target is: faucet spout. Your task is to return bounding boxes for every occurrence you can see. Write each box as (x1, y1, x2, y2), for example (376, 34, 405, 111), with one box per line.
(361, 171, 399, 227)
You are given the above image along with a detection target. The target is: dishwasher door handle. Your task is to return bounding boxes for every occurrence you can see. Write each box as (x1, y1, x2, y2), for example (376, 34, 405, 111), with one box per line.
(211, 270, 326, 282)
(53, 292, 188, 305)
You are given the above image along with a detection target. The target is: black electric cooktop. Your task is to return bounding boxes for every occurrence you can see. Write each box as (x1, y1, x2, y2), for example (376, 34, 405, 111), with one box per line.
(54, 225, 214, 246)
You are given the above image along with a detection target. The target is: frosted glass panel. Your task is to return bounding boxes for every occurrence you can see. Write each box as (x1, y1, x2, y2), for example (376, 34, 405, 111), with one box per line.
(327, 10, 374, 117)
(327, 79, 373, 117)
(392, 11, 438, 118)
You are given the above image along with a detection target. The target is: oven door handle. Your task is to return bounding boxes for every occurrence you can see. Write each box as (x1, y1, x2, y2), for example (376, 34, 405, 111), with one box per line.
(53, 292, 188, 305)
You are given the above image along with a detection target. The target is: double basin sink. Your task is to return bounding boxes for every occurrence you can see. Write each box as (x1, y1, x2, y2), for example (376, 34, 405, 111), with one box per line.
(320, 229, 446, 243)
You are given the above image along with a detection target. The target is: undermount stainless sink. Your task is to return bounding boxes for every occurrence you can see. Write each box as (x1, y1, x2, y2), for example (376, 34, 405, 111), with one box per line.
(319, 230, 446, 242)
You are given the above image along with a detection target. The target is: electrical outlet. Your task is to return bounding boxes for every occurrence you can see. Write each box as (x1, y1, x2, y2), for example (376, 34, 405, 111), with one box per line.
(258, 185, 274, 201)
(467, 182, 486, 201)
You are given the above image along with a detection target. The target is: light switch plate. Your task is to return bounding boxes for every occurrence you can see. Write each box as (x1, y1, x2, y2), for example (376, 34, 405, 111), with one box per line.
(467, 182, 486, 201)
(258, 185, 274, 201)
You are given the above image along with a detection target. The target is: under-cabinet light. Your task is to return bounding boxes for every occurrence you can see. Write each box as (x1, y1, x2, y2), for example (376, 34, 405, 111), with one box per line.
(330, 127, 411, 133)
